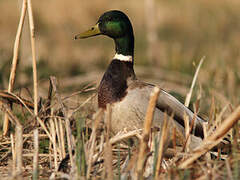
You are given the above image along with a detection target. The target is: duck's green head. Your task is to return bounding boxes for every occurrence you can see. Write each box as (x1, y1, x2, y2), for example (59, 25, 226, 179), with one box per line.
(75, 10, 134, 56)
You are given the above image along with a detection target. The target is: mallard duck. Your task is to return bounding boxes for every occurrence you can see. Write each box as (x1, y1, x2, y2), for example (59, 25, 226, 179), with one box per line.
(75, 10, 205, 139)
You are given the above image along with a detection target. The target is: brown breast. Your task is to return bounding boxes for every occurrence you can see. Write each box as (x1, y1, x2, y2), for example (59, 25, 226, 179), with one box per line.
(98, 59, 136, 109)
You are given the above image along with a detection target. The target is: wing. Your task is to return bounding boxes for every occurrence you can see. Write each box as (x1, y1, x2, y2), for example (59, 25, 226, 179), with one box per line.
(156, 89, 206, 138)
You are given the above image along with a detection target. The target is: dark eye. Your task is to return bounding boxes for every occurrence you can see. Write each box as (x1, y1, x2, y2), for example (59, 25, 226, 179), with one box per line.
(107, 17, 112, 21)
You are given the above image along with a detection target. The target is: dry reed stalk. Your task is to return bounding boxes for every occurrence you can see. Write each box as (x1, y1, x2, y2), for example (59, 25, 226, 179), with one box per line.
(0, 91, 34, 110)
(27, 0, 38, 116)
(109, 129, 142, 145)
(49, 134, 53, 169)
(22, 134, 48, 138)
(91, 129, 141, 166)
(99, 134, 104, 156)
(136, 87, 160, 179)
(33, 129, 39, 180)
(10, 133, 16, 174)
(182, 114, 199, 152)
(202, 122, 208, 138)
(50, 76, 74, 166)
(0, 102, 24, 176)
(155, 113, 169, 179)
(185, 56, 205, 107)
(50, 119, 58, 171)
(202, 122, 211, 160)
(179, 105, 240, 169)
(23, 154, 56, 157)
(59, 117, 66, 158)
(15, 124, 23, 176)
(0, 140, 12, 146)
(183, 115, 190, 152)
(0, 101, 21, 126)
(7, 92, 34, 114)
(87, 109, 104, 179)
(3, 0, 27, 135)
(37, 116, 54, 143)
(46, 77, 53, 115)
(65, 118, 74, 167)
(104, 104, 114, 180)
(54, 117, 62, 160)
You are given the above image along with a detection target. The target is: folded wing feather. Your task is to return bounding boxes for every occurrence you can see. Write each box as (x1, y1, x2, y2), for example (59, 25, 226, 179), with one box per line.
(156, 89, 205, 138)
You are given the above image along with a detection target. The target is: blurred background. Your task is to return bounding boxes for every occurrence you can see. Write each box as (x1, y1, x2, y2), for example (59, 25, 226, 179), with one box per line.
(0, 0, 240, 116)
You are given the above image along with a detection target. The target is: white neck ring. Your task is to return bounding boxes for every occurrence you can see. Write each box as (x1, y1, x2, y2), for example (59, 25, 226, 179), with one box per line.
(113, 53, 133, 62)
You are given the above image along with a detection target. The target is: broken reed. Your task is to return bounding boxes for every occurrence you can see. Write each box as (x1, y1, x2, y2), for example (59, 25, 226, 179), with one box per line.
(3, 0, 38, 136)
(3, 0, 27, 135)
(137, 87, 160, 179)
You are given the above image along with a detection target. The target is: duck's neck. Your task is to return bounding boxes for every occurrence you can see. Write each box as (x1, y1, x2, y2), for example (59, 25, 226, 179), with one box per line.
(98, 60, 136, 108)
(114, 33, 134, 60)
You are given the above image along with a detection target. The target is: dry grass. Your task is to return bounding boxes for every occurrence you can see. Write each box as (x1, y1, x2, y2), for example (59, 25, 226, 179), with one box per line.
(0, 82, 238, 179)
(0, 0, 240, 179)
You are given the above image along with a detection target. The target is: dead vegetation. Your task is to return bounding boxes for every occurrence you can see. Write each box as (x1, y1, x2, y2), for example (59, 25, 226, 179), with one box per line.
(1, 0, 240, 179)
(0, 76, 239, 179)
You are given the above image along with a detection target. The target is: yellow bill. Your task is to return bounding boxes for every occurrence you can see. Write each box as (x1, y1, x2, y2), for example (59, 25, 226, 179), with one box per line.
(74, 23, 101, 39)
